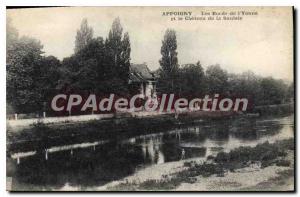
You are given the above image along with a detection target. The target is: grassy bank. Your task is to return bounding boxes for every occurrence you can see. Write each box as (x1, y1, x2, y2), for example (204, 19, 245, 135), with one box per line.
(7, 115, 174, 151)
(108, 138, 294, 191)
(7, 113, 238, 152)
(254, 103, 294, 116)
(7, 110, 293, 153)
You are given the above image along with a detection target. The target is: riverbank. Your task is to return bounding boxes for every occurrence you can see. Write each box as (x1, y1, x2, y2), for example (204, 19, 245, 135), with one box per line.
(7, 110, 236, 131)
(7, 111, 293, 153)
(97, 139, 294, 191)
(7, 115, 294, 191)
(7, 112, 240, 152)
(7, 102, 293, 131)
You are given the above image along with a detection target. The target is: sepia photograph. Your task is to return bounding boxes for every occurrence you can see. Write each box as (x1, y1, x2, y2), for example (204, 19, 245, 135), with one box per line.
(6, 6, 294, 191)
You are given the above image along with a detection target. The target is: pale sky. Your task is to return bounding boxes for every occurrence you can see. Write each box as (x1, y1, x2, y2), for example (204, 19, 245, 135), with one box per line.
(7, 7, 293, 80)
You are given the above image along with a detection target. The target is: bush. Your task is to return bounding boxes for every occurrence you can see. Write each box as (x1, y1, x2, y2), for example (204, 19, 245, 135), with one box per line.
(276, 139, 294, 150)
(183, 161, 195, 167)
(138, 178, 179, 190)
(215, 140, 291, 168)
(215, 152, 229, 163)
(207, 155, 215, 160)
(275, 159, 290, 167)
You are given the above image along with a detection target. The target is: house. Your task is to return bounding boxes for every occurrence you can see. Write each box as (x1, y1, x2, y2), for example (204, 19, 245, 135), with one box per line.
(129, 63, 157, 98)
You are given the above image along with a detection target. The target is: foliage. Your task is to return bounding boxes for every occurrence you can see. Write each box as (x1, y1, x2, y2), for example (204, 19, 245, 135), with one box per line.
(6, 17, 19, 64)
(7, 19, 293, 114)
(205, 64, 229, 95)
(259, 77, 288, 105)
(275, 159, 290, 167)
(158, 29, 180, 93)
(214, 140, 292, 165)
(129, 139, 294, 191)
(104, 17, 131, 94)
(61, 17, 130, 95)
(228, 71, 261, 104)
(61, 37, 106, 93)
(178, 61, 206, 95)
(74, 18, 94, 53)
(7, 35, 61, 113)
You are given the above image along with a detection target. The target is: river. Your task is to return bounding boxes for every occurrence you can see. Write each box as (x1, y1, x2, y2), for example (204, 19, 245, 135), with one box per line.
(7, 115, 294, 191)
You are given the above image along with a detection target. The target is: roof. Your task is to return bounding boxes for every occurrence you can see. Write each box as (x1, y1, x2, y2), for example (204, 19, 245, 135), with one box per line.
(129, 63, 155, 83)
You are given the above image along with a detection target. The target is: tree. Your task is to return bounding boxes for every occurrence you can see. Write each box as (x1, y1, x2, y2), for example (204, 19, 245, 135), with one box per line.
(228, 71, 261, 104)
(61, 37, 106, 93)
(106, 17, 123, 74)
(287, 82, 294, 102)
(179, 61, 206, 96)
(7, 36, 44, 113)
(120, 32, 131, 81)
(7, 19, 62, 114)
(259, 77, 288, 105)
(158, 29, 179, 93)
(205, 64, 228, 95)
(61, 17, 131, 95)
(6, 17, 19, 65)
(74, 18, 94, 53)
(38, 56, 61, 100)
(105, 17, 131, 94)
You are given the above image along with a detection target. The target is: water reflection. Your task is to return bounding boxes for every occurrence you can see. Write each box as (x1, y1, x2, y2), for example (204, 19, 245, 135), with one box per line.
(7, 115, 294, 190)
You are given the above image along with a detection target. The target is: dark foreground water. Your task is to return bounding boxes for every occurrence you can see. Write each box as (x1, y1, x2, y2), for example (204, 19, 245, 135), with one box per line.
(7, 115, 294, 191)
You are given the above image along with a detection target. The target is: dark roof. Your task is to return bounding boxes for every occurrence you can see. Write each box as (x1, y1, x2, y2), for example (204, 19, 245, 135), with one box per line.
(129, 63, 155, 83)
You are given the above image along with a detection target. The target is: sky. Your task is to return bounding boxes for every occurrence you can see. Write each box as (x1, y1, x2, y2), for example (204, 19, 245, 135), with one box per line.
(7, 7, 293, 80)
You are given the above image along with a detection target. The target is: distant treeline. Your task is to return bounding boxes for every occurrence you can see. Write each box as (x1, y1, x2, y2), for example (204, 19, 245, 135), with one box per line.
(6, 18, 294, 114)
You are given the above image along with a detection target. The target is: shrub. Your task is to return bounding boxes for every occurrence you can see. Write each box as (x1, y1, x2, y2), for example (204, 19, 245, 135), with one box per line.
(215, 152, 229, 163)
(214, 140, 291, 168)
(275, 159, 290, 167)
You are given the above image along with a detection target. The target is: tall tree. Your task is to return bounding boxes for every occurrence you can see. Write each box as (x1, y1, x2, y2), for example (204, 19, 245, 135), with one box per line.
(105, 17, 131, 94)
(158, 29, 179, 93)
(120, 32, 131, 81)
(106, 17, 123, 65)
(74, 18, 94, 53)
(61, 37, 106, 93)
(62, 17, 131, 95)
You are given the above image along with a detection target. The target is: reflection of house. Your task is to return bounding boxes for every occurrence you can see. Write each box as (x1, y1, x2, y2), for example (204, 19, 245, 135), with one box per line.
(129, 63, 157, 98)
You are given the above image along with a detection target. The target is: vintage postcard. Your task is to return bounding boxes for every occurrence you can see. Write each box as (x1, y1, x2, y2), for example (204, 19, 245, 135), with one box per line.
(6, 6, 294, 191)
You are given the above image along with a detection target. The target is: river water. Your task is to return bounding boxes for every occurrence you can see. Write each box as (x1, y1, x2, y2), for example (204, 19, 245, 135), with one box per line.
(7, 115, 294, 191)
